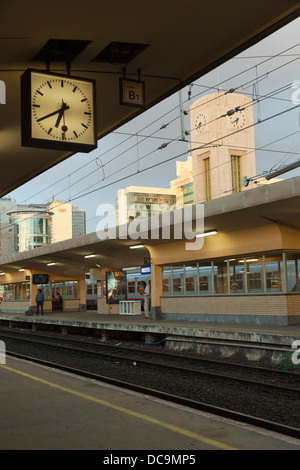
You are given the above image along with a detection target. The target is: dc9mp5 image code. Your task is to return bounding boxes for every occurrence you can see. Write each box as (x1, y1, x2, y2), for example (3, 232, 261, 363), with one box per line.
(147, 455, 196, 465)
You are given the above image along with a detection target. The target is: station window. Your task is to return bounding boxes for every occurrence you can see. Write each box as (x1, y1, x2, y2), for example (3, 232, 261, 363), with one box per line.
(199, 262, 212, 294)
(65, 281, 78, 299)
(3, 282, 30, 301)
(229, 259, 246, 294)
(265, 254, 284, 292)
(213, 260, 228, 294)
(172, 266, 184, 295)
(246, 257, 263, 293)
(185, 265, 197, 294)
(161, 252, 300, 298)
(37, 283, 51, 299)
(231, 155, 242, 193)
(185, 277, 195, 293)
(286, 254, 300, 292)
(162, 267, 171, 294)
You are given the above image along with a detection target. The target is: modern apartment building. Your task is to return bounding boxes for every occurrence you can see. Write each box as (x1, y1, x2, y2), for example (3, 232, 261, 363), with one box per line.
(6, 204, 52, 253)
(0, 198, 86, 256)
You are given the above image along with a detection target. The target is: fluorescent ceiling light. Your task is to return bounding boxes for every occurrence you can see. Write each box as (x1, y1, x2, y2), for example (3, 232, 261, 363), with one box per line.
(123, 266, 140, 271)
(239, 259, 258, 263)
(18, 268, 25, 271)
(196, 231, 217, 238)
(0, 272, 5, 275)
(85, 254, 96, 258)
(47, 262, 56, 266)
(130, 245, 145, 249)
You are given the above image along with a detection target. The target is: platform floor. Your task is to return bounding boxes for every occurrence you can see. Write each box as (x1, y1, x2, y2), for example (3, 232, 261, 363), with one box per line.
(1, 310, 300, 348)
(1, 309, 300, 335)
(1, 310, 300, 366)
(1, 355, 299, 450)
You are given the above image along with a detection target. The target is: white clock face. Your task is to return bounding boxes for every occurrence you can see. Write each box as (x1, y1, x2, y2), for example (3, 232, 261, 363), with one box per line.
(228, 111, 246, 129)
(194, 112, 207, 134)
(30, 71, 95, 145)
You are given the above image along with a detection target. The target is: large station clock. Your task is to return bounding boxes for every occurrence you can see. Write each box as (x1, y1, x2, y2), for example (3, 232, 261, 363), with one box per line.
(21, 69, 97, 153)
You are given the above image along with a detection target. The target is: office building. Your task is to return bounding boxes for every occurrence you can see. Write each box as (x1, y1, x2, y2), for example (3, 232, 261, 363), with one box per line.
(116, 186, 177, 225)
(49, 201, 86, 243)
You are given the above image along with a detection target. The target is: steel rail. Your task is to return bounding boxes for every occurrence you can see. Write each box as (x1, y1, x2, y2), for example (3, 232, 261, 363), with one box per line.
(1, 329, 299, 393)
(0, 326, 298, 378)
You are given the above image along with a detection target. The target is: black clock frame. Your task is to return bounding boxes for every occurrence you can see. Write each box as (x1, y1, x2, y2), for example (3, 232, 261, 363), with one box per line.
(21, 68, 97, 153)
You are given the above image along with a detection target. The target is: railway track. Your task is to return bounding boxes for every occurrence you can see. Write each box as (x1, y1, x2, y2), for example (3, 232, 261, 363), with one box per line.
(0, 326, 299, 388)
(1, 326, 300, 439)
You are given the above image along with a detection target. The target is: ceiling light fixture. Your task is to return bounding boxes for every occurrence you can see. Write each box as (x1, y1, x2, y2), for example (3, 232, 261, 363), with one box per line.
(123, 266, 141, 271)
(129, 245, 145, 249)
(196, 231, 217, 238)
(47, 262, 56, 266)
(239, 259, 258, 263)
(18, 268, 25, 271)
(84, 254, 96, 258)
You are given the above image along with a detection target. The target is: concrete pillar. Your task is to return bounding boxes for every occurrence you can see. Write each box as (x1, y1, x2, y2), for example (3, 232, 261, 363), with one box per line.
(150, 264, 162, 320)
(30, 282, 38, 311)
(78, 277, 87, 311)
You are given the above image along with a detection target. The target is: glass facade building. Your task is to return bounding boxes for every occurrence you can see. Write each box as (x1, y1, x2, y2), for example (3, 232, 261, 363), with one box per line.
(8, 207, 52, 252)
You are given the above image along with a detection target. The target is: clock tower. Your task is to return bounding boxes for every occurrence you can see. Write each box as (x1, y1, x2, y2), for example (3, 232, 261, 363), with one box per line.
(190, 91, 256, 204)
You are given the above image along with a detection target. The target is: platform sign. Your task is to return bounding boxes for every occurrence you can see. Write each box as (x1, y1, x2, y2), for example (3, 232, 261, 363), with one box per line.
(141, 266, 151, 274)
(119, 78, 145, 108)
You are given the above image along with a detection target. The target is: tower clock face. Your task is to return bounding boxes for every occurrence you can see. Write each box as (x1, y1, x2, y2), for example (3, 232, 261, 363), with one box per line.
(228, 110, 246, 129)
(21, 69, 97, 152)
(194, 112, 207, 134)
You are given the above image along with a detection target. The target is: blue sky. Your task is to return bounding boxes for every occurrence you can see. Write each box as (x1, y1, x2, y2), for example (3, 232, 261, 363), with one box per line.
(8, 17, 300, 234)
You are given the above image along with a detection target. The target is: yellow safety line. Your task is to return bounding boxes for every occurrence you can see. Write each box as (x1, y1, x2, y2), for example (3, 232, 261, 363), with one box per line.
(1, 364, 237, 450)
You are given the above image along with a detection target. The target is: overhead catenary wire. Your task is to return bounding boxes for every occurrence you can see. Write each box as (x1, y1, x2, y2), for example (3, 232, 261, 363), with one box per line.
(2, 108, 300, 239)
(6, 41, 300, 209)
(8, 40, 300, 208)
(64, 102, 300, 204)
(3, 76, 300, 237)
(3, 41, 300, 234)
(69, 77, 300, 202)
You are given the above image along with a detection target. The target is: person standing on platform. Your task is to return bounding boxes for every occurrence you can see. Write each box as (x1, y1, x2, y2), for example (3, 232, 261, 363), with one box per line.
(35, 289, 44, 316)
(142, 281, 151, 318)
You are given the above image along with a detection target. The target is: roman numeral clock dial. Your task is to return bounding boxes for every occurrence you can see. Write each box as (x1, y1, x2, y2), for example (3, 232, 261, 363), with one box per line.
(21, 69, 97, 152)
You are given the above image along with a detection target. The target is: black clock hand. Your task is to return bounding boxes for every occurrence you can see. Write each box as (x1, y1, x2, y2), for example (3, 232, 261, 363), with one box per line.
(55, 102, 69, 128)
(37, 103, 69, 123)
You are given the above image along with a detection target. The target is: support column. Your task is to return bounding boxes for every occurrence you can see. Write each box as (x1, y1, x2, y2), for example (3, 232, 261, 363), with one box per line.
(78, 277, 87, 311)
(30, 283, 38, 312)
(97, 268, 110, 314)
(150, 264, 162, 320)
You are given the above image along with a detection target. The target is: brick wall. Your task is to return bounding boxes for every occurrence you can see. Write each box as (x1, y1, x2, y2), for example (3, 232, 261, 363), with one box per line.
(161, 294, 300, 317)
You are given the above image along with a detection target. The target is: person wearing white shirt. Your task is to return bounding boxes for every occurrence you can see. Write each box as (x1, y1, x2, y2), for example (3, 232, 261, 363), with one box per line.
(141, 281, 151, 318)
